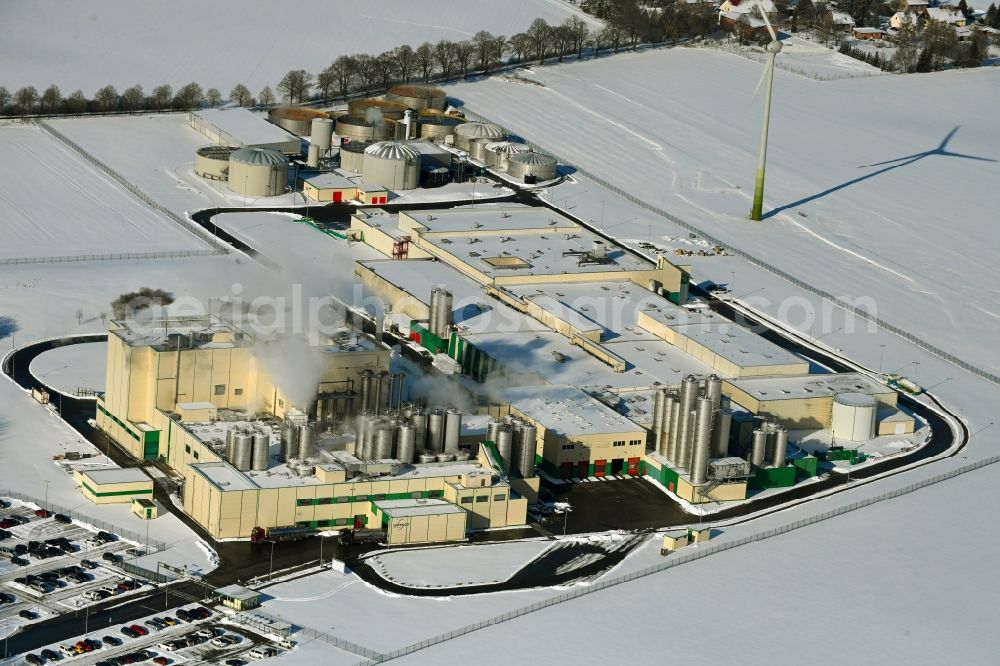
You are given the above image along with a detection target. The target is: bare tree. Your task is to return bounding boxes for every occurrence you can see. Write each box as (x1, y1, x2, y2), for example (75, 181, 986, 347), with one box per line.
(473, 31, 495, 72)
(453, 41, 475, 78)
(327, 56, 357, 99)
(65, 90, 88, 113)
(355, 55, 381, 95)
(394, 44, 416, 83)
(892, 15, 920, 71)
(415, 42, 435, 81)
(205, 88, 222, 106)
(230, 83, 253, 107)
(509, 33, 531, 63)
(564, 17, 590, 59)
(40, 85, 61, 113)
(174, 82, 203, 109)
(316, 68, 335, 102)
(277, 69, 313, 103)
(434, 40, 456, 82)
(551, 25, 573, 61)
(600, 23, 625, 53)
(151, 84, 173, 110)
(376, 50, 398, 91)
(121, 85, 145, 111)
(0, 86, 10, 114)
(14, 86, 38, 115)
(490, 34, 509, 71)
(527, 18, 552, 63)
(259, 85, 275, 107)
(93, 85, 119, 112)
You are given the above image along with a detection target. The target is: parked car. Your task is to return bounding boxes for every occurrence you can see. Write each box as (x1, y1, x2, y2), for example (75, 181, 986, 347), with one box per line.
(53, 513, 72, 524)
(13, 544, 28, 555)
(129, 624, 147, 636)
(124, 548, 145, 558)
(24, 653, 43, 665)
(174, 609, 191, 622)
(84, 638, 102, 650)
(153, 658, 169, 666)
(97, 531, 115, 542)
(0, 519, 15, 529)
(103, 635, 121, 647)
(81, 559, 98, 569)
(33, 509, 50, 518)
(161, 616, 178, 626)
(120, 626, 138, 638)
(40, 649, 59, 661)
(10, 556, 28, 566)
(102, 552, 122, 563)
(19, 610, 37, 619)
(247, 646, 278, 659)
(60, 645, 77, 657)
(0, 592, 15, 603)
(225, 660, 246, 666)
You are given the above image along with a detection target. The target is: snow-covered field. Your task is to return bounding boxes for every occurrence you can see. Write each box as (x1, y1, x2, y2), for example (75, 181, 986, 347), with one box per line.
(448, 49, 1000, 370)
(0, 0, 599, 94)
(367, 540, 552, 588)
(29, 342, 107, 395)
(0, 124, 203, 259)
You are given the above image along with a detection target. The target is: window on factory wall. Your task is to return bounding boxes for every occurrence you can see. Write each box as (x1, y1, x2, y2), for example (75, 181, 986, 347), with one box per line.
(476, 496, 488, 503)
(561, 444, 575, 450)
(428, 490, 442, 498)
(613, 441, 626, 447)
(461, 497, 473, 504)
(234, 388, 243, 396)
(184, 445, 191, 453)
(214, 384, 226, 395)
(296, 499, 311, 507)
(494, 494, 506, 501)
(629, 439, 642, 446)
(278, 399, 284, 408)
(336, 496, 349, 503)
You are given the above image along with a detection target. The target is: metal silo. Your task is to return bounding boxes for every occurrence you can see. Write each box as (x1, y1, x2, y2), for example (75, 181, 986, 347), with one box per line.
(666, 400, 681, 465)
(360, 370, 374, 413)
(750, 429, 768, 467)
(487, 420, 501, 446)
(706, 374, 723, 410)
(434, 289, 453, 339)
(228, 147, 289, 197)
(362, 418, 378, 459)
(396, 424, 416, 464)
(444, 408, 462, 454)
(690, 397, 714, 485)
(506, 152, 557, 182)
(339, 142, 366, 173)
(233, 432, 253, 472)
(298, 423, 316, 460)
(468, 138, 493, 163)
(195, 145, 237, 181)
(281, 421, 298, 461)
(362, 142, 422, 190)
(831, 392, 878, 441)
(427, 408, 445, 453)
(713, 409, 732, 458)
(418, 452, 437, 464)
(375, 424, 395, 460)
(225, 428, 236, 461)
(311, 117, 334, 151)
(661, 392, 677, 458)
(484, 141, 531, 170)
(385, 84, 447, 111)
(347, 98, 408, 120)
(518, 424, 537, 478)
(411, 409, 429, 452)
(335, 113, 397, 143)
(415, 112, 464, 142)
(652, 388, 666, 456)
(495, 424, 513, 473)
(268, 107, 330, 136)
(251, 430, 270, 471)
(772, 428, 789, 468)
(453, 122, 506, 151)
(428, 287, 441, 337)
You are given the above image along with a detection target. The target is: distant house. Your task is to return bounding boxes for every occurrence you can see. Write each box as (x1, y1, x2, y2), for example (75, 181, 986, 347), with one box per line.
(720, 10, 769, 36)
(890, 11, 916, 28)
(718, 0, 780, 22)
(900, 0, 929, 12)
(852, 26, 886, 39)
(924, 6, 967, 25)
(826, 10, 857, 29)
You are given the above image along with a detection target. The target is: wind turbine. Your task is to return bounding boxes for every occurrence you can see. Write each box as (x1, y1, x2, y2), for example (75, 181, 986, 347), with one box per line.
(750, 4, 783, 221)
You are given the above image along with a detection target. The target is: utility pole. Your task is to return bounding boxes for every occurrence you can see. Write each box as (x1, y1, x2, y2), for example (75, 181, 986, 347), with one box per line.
(269, 541, 276, 581)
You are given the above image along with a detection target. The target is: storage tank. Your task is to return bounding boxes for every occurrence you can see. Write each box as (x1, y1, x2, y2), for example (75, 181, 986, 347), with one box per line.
(227, 147, 288, 197)
(396, 424, 416, 464)
(339, 142, 366, 173)
(298, 423, 316, 460)
(436, 453, 456, 463)
(705, 374, 723, 410)
(225, 429, 236, 461)
(375, 424, 395, 460)
(666, 400, 682, 465)
(772, 428, 789, 468)
(453, 122, 505, 151)
(280, 422, 298, 461)
(484, 141, 531, 170)
(310, 118, 334, 151)
(750, 429, 768, 467)
(335, 113, 397, 144)
(831, 392, 877, 441)
(427, 408, 445, 453)
(362, 142, 422, 191)
(415, 112, 464, 142)
(507, 152, 557, 182)
(486, 420, 502, 445)
(347, 98, 408, 120)
(713, 409, 732, 458)
(268, 107, 330, 136)
(195, 145, 237, 181)
(418, 452, 437, 464)
(495, 424, 513, 473)
(411, 409, 429, 451)
(444, 408, 462, 454)
(251, 431, 270, 471)
(690, 397, 714, 485)
(233, 432, 253, 471)
(385, 84, 447, 111)
(518, 424, 537, 478)
(468, 138, 493, 163)
(359, 370, 374, 413)
(436, 289, 454, 339)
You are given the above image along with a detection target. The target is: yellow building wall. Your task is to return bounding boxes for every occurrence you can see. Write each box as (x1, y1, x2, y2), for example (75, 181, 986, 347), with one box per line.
(675, 476, 747, 504)
(77, 473, 154, 505)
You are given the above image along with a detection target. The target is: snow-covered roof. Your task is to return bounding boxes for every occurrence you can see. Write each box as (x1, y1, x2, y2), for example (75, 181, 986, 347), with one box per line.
(454, 122, 506, 140)
(925, 6, 964, 21)
(80, 467, 151, 485)
(724, 0, 777, 14)
(853, 26, 886, 33)
(829, 10, 856, 24)
(374, 498, 465, 518)
(725, 373, 896, 402)
(230, 146, 287, 166)
(364, 141, 421, 161)
(506, 385, 645, 437)
(191, 108, 299, 148)
(304, 172, 357, 189)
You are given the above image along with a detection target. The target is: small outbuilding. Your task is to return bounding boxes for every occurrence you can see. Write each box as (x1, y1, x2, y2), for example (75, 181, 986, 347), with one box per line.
(852, 26, 886, 39)
(76, 467, 153, 505)
(215, 584, 261, 611)
(131, 497, 160, 520)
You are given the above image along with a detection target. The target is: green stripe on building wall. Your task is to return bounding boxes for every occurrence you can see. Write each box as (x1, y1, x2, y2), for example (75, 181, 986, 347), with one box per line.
(81, 481, 153, 498)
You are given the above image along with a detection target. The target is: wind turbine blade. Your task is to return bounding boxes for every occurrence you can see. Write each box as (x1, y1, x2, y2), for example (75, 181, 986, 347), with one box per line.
(758, 2, 778, 42)
(750, 62, 769, 105)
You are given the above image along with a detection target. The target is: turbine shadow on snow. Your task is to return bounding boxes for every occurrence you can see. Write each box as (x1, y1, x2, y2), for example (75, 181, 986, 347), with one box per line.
(762, 126, 996, 220)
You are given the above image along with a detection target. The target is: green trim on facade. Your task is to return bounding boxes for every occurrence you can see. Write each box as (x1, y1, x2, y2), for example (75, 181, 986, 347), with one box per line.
(81, 481, 153, 498)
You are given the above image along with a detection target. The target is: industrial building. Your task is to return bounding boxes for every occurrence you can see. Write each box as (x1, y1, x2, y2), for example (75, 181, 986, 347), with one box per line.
(384, 84, 448, 112)
(189, 108, 300, 154)
(75, 467, 154, 505)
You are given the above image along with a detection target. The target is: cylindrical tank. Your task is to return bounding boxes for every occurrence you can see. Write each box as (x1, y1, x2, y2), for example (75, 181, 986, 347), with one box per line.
(373, 372, 387, 415)
(195, 145, 236, 181)
(315, 400, 327, 432)
(233, 432, 253, 472)
(268, 107, 330, 136)
(411, 410, 429, 451)
(385, 84, 447, 111)
(225, 428, 236, 461)
(518, 424, 537, 478)
(713, 409, 732, 458)
(648, 279, 662, 295)
(690, 397, 714, 485)
(706, 374, 723, 410)
(362, 142, 422, 190)
(677, 410, 696, 471)
(661, 392, 676, 459)
(395, 372, 406, 411)
(468, 138, 493, 163)
(484, 141, 531, 170)
(415, 112, 464, 142)
(306, 143, 320, 168)
(831, 392, 877, 441)
(298, 424, 315, 460)
(453, 122, 506, 151)
(428, 287, 442, 337)
(251, 431, 269, 471)
(750, 429, 768, 467)
(666, 400, 682, 466)
(418, 452, 437, 464)
(444, 408, 462, 454)
(435, 290, 453, 339)
(227, 147, 288, 197)
(427, 408, 445, 453)
(311, 117, 334, 150)
(281, 422, 298, 461)
(495, 424, 513, 472)
(772, 428, 789, 468)
(652, 388, 666, 455)
(487, 420, 502, 446)
(675, 376, 698, 467)
(506, 152, 557, 182)
(347, 98, 408, 120)
(360, 370, 374, 413)
(339, 142, 366, 173)
(436, 453, 456, 463)
(335, 113, 397, 143)
(375, 424, 395, 460)
(362, 418, 378, 459)
(396, 424, 416, 464)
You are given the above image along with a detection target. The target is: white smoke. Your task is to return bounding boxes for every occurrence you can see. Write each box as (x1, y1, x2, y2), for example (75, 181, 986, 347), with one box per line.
(252, 333, 326, 412)
(365, 107, 384, 126)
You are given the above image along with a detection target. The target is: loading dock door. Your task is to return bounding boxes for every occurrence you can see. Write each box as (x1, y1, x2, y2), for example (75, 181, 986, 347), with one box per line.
(560, 462, 573, 479)
(333, 190, 343, 203)
(627, 457, 640, 476)
(610, 458, 624, 475)
(593, 460, 606, 478)
(578, 461, 591, 478)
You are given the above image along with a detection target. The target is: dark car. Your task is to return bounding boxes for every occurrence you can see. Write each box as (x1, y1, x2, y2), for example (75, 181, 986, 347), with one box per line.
(13, 544, 27, 555)
(0, 592, 15, 603)
(24, 654, 43, 666)
(19, 610, 37, 620)
(40, 649, 59, 661)
(103, 635, 121, 647)
(174, 609, 191, 622)
(225, 660, 245, 666)
(0, 529, 10, 540)
(39, 571, 60, 581)
(102, 552, 122, 563)
(81, 559, 99, 569)
(121, 626, 138, 638)
(53, 513, 72, 524)
(10, 556, 28, 566)
(84, 638, 102, 650)
(97, 531, 115, 542)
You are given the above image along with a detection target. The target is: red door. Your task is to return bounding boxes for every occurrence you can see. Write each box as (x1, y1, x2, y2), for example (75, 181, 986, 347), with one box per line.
(627, 457, 640, 476)
(593, 460, 606, 478)
(578, 461, 590, 478)
(333, 190, 343, 203)
(560, 462, 573, 479)
(668, 481, 675, 492)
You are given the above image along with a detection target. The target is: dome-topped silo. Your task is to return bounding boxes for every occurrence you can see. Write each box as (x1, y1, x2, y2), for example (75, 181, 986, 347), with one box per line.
(227, 147, 288, 197)
(362, 141, 422, 191)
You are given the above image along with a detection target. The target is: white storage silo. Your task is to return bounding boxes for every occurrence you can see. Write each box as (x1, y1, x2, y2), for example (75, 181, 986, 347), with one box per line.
(484, 141, 532, 170)
(227, 147, 288, 197)
(507, 152, 557, 182)
(831, 392, 877, 441)
(453, 122, 506, 151)
(362, 142, 422, 191)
